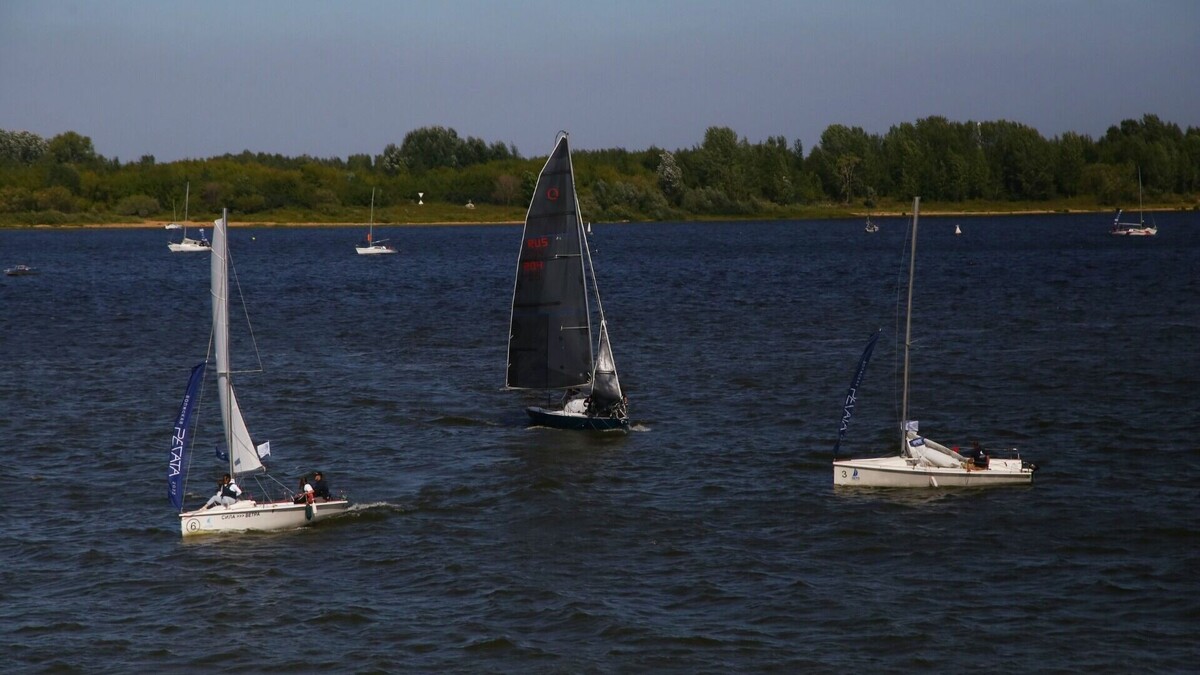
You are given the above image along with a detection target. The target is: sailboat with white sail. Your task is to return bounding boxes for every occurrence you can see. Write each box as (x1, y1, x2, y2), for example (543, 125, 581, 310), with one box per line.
(506, 132, 629, 430)
(171, 209, 350, 535)
(167, 182, 211, 252)
(355, 187, 396, 255)
(831, 197, 1037, 487)
(1110, 168, 1157, 236)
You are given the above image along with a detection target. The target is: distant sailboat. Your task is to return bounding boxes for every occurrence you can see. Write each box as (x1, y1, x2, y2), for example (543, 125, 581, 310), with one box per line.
(172, 209, 351, 535)
(4, 264, 37, 276)
(356, 187, 397, 255)
(865, 212, 878, 233)
(506, 132, 629, 430)
(955, 224, 962, 235)
(831, 197, 1037, 487)
(1111, 168, 1157, 236)
(167, 182, 211, 252)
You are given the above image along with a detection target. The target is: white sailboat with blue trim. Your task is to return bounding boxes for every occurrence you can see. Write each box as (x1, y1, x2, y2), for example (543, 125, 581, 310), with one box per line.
(170, 209, 351, 535)
(832, 197, 1037, 488)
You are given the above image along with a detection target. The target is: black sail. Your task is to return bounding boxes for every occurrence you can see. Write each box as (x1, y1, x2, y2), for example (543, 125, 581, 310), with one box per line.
(506, 135, 593, 390)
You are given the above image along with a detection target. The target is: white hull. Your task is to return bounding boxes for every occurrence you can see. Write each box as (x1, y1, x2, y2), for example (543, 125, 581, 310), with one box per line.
(1111, 226, 1157, 236)
(355, 244, 396, 255)
(165, 223, 182, 230)
(169, 238, 211, 252)
(179, 498, 350, 536)
(833, 455, 1032, 488)
(526, 404, 628, 430)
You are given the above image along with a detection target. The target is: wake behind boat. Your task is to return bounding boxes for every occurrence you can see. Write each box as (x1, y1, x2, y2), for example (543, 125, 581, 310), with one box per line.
(831, 197, 1037, 488)
(169, 210, 350, 535)
(505, 132, 629, 430)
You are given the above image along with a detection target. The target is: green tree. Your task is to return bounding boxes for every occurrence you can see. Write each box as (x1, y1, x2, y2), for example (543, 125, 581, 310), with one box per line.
(47, 131, 97, 165)
(399, 126, 462, 171)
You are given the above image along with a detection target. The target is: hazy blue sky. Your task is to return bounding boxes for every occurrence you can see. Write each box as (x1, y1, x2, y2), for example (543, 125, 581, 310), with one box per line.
(2, 0, 1197, 161)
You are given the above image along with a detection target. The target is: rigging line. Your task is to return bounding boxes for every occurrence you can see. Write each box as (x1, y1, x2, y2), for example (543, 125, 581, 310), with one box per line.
(227, 244, 266, 375)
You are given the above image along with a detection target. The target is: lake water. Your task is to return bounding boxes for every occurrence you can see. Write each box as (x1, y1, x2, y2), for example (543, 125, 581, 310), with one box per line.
(2, 212, 1198, 672)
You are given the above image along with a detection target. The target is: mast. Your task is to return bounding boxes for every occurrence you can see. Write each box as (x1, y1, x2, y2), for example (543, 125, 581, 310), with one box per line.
(900, 197, 919, 456)
(565, 132, 596, 368)
(182, 182, 190, 238)
(369, 187, 376, 242)
(211, 209, 263, 476)
(213, 209, 234, 476)
(1137, 167, 1144, 226)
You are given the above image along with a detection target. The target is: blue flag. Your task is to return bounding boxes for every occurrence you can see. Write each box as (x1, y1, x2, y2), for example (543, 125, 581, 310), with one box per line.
(834, 330, 881, 457)
(168, 362, 206, 510)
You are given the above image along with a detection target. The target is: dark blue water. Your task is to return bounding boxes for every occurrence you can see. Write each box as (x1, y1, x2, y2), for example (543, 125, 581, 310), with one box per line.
(2, 213, 1198, 672)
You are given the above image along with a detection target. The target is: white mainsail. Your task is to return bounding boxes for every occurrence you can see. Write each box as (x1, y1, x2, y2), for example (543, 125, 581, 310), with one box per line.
(211, 212, 263, 475)
(590, 319, 623, 404)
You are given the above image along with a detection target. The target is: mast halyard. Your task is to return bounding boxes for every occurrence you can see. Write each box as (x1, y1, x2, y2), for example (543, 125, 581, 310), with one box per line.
(900, 197, 919, 458)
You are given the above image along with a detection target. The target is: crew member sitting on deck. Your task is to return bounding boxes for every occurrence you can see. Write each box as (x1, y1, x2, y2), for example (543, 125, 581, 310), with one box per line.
(204, 473, 241, 509)
(967, 441, 989, 470)
(310, 471, 331, 501)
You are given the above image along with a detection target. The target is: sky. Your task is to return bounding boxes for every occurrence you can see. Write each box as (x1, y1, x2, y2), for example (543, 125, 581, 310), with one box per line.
(2, 0, 1198, 162)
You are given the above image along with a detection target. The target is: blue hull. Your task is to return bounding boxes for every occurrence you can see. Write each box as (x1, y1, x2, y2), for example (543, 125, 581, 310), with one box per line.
(526, 406, 630, 431)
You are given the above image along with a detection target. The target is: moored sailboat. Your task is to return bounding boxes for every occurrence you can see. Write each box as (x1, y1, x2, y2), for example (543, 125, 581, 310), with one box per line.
(171, 209, 350, 535)
(1110, 168, 1157, 236)
(355, 187, 396, 255)
(506, 132, 629, 430)
(167, 182, 211, 252)
(831, 197, 1036, 488)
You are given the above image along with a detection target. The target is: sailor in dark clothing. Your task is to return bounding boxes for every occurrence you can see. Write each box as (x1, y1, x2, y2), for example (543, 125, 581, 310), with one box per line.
(968, 441, 989, 470)
(310, 471, 331, 500)
(204, 473, 241, 508)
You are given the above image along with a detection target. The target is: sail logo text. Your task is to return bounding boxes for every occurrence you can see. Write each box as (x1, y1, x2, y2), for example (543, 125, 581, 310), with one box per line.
(522, 261, 545, 273)
(169, 425, 185, 477)
(526, 236, 549, 249)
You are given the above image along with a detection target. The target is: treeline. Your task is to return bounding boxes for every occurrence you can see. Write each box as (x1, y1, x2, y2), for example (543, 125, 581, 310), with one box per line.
(1, 115, 1198, 224)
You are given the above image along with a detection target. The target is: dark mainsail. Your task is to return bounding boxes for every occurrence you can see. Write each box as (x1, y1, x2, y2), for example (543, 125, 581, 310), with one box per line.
(506, 135, 593, 390)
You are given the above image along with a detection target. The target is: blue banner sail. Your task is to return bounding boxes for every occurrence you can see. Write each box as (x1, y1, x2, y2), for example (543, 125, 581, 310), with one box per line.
(834, 330, 881, 457)
(168, 362, 206, 510)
